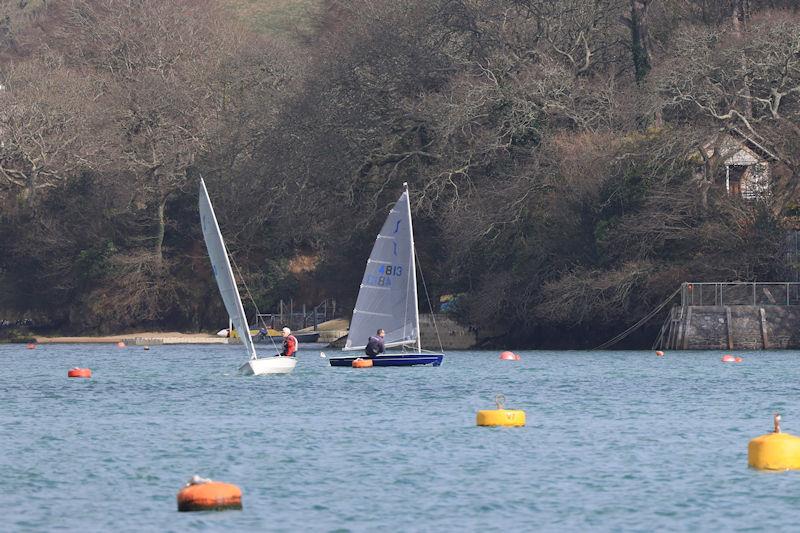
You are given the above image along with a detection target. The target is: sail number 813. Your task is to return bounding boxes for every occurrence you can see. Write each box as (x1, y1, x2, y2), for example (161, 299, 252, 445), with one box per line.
(380, 265, 402, 276)
(364, 264, 403, 287)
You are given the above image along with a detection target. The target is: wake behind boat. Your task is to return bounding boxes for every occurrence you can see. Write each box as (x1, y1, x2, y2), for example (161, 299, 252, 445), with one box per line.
(199, 178, 297, 376)
(329, 183, 444, 368)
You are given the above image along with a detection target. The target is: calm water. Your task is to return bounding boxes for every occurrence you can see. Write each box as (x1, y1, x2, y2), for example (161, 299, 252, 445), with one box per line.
(2, 344, 800, 532)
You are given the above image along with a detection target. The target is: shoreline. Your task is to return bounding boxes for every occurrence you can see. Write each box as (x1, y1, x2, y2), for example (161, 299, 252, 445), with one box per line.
(35, 331, 225, 344)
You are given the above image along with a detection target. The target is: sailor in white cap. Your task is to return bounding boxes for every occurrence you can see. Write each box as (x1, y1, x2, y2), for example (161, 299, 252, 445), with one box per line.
(277, 327, 298, 357)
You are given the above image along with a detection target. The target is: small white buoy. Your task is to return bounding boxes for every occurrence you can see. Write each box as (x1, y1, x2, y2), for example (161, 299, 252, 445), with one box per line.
(216, 329, 229, 338)
(320, 351, 327, 358)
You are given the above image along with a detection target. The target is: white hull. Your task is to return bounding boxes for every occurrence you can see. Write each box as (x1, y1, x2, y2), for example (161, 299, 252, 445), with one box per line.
(238, 357, 297, 375)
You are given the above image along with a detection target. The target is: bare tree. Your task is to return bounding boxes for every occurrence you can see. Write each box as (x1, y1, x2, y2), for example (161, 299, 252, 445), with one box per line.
(0, 61, 106, 208)
(652, 14, 800, 212)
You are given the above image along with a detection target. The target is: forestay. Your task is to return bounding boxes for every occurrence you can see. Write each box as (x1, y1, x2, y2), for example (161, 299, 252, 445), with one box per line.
(345, 190, 419, 351)
(199, 178, 257, 360)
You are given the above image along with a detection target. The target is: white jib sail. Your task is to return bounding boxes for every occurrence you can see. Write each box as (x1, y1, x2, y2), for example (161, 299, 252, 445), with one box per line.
(199, 178, 258, 360)
(345, 188, 419, 351)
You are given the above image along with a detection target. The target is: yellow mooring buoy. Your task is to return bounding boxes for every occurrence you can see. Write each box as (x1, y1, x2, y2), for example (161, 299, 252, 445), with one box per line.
(748, 414, 800, 470)
(476, 394, 526, 427)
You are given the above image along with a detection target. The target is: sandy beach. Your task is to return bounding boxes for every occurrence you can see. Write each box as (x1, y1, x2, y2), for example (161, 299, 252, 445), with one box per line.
(35, 332, 223, 344)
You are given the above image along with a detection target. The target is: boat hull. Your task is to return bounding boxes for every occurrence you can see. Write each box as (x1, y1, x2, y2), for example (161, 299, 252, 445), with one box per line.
(329, 353, 443, 367)
(252, 332, 320, 344)
(239, 357, 297, 375)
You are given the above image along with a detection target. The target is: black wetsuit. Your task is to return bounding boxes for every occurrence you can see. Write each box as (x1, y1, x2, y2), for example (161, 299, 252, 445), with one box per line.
(365, 335, 385, 357)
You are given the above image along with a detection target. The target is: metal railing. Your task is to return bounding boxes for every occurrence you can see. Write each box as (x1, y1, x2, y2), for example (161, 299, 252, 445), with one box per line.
(256, 298, 339, 331)
(681, 282, 800, 307)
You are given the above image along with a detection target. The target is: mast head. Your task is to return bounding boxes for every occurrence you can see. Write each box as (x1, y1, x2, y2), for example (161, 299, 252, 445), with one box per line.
(403, 182, 409, 191)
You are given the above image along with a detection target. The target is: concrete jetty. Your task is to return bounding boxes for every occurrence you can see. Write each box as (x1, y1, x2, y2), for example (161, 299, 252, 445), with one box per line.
(655, 282, 800, 350)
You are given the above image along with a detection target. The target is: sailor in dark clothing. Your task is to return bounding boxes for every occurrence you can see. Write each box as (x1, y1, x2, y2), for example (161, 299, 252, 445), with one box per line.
(365, 328, 385, 358)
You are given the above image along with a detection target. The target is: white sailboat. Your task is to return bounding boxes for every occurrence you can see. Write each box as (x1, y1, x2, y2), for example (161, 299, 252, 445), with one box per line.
(199, 178, 296, 375)
(329, 182, 443, 367)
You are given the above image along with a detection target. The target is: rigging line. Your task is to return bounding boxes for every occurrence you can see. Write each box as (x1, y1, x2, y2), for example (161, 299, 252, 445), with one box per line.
(402, 244, 411, 354)
(594, 286, 682, 350)
(229, 254, 281, 354)
(415, 252, 444, 354)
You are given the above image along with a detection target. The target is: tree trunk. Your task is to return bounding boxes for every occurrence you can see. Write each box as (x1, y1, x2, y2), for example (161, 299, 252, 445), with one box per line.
(26, 169, 37, 209)
(700, 180, 711, 211)
(731, 0, 750, 35)
(732, 1, 753, 118)
(155, 193, 169, 269)
(630, 0, 652, 84)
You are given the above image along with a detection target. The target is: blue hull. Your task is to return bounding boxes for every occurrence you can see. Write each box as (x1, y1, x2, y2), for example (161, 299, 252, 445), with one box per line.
(329, 353, 443, 367)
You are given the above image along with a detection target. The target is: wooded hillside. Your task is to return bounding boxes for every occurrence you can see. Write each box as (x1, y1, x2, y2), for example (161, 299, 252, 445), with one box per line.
(1, 0, 799, 346)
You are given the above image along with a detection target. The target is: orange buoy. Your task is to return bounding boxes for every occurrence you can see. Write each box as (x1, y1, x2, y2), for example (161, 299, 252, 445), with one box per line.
(735, 356, 743, 363)
(177, 477, 242, 512)
(499, 351, 520, 361)
(352, 358, 373, 368)
(26, 343, 37, 350)
(116, 341, 126, 348)
(655, 350, 664, 357)
(68, 368, 92, 378)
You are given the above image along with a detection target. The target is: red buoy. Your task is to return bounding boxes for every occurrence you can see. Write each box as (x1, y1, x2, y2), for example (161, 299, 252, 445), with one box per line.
(116, 341, 126, 348)
(499, 351, 520, 361)
(26, 343, 37, 350)
(721, 354, 739, 363)
(655, 350, 664, 357)
(68, 367, 92, 378)
(177, 478, 242, 512)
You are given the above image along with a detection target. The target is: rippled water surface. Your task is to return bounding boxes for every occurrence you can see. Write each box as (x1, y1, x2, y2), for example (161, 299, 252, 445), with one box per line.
(3, 344, 800, 532)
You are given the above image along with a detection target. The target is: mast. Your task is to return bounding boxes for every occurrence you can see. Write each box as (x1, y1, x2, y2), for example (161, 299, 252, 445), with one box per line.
(199, 178, 258, 361)
(403, 182, 422, 352)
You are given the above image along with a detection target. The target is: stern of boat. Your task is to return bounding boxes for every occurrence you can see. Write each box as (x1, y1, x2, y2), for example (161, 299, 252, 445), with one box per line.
(239, 356, 297, 375)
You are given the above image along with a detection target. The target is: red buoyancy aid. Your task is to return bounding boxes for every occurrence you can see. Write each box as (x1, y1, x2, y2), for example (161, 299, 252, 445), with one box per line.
(284, 335, 298, 356)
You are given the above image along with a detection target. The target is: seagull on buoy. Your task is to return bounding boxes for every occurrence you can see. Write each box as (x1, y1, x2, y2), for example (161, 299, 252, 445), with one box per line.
(774, 413, 782, 434)
(187, 475, 212, 486)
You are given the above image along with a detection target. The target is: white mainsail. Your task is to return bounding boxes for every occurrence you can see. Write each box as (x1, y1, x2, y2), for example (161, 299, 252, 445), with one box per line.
(345, 185, 421, 351)
(199, 178, 257, 361)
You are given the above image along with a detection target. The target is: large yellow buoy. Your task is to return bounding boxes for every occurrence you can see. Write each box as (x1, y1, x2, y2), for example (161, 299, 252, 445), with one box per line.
(748, 414, 800, 470)
(476, 394, 526, 427)
(177, 476, 242, 512)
